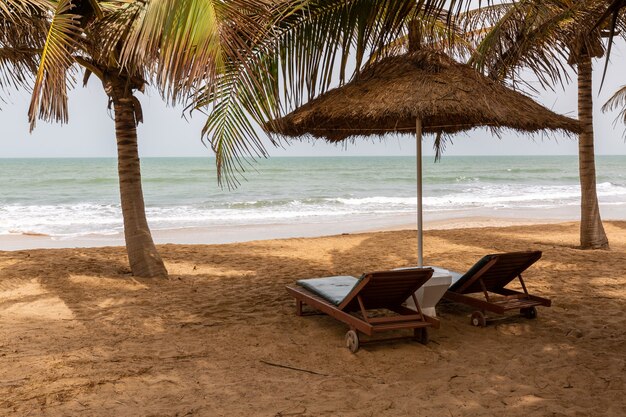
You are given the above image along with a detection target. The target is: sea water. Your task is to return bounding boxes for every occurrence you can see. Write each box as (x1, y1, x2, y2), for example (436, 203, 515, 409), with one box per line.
(0, 155, 625, 242)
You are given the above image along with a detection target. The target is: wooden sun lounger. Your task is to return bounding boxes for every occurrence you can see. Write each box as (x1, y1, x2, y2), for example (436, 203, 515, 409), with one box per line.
(286, 269, 439, 352)
(443, 251, 551, 326)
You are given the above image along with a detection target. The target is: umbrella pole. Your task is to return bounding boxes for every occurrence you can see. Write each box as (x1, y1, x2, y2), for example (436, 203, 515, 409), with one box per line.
(416, 118, 423, 268)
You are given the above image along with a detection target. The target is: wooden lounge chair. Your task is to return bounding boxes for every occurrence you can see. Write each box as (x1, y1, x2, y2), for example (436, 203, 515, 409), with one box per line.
(443, 251, 551, 326)
(286, 269, 439, 352)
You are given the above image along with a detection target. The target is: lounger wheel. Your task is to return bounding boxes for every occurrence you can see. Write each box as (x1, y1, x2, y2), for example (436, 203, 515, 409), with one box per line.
(521, 306, 537, 319)
(414, 327, 429, 345)
(345, 330, 359, 353)
(471, 311, 486, 327)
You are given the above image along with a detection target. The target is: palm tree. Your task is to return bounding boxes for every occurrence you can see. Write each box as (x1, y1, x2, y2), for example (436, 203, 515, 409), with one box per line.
(16, 0, 480, 280)
(27, 0, 270, 277)
(464, 0, 626, 249)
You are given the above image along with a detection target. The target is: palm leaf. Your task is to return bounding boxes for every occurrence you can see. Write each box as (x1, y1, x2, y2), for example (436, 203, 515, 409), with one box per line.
(28, 0, 82, 130)
(196, 52, 281, 188)
(108, 0, 269, 105)
(466, 0, 622, 92)
(0, 0, 49, 93)
(199, 0, 427, 185)
(602, 85, 626, 134)
(197, 0, 499, 185)
(0, 0, 49, 18)
(591, 0, 626, 89)
(0, 47, 40, 94)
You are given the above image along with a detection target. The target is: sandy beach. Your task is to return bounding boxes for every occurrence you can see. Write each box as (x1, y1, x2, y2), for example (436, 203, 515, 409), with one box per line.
(1, 221, 625, 416)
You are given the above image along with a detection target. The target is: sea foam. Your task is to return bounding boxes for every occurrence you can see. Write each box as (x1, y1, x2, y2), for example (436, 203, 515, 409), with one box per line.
(1, 156, 625, 238)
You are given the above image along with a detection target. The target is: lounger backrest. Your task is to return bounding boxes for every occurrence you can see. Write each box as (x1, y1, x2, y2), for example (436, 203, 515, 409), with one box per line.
(450, 251, 542, 294)
(339, 268, 434, 311)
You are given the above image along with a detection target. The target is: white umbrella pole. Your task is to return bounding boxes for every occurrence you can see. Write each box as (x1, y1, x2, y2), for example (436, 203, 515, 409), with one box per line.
(416, 118, 423, 268)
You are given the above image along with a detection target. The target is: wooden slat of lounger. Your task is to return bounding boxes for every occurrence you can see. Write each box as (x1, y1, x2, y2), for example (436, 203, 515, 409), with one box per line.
(372, 321, 431, 332)
(507, 299, 532, 307)
(496, 300, 536, 312)
(494, 288, 552, 306)
(287, 271, 437, 337)
(490, 298, 540, 309)
(286, 285, 375, 335)
(445, 290, 550, 315)
(343, 269, 433, 311)
(368, 314, 423, 324)
(391, 306, 441, 329)
(473, 265, 529, 288)
(457, 252, 542, 295)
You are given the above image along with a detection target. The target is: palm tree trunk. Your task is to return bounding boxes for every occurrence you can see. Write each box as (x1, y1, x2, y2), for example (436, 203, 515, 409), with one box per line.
(111, 86, 168, 277)
(577, 55, 609, 249)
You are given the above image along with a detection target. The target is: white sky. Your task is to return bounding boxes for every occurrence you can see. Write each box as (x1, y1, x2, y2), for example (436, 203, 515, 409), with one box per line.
(1, 40, 624, 159)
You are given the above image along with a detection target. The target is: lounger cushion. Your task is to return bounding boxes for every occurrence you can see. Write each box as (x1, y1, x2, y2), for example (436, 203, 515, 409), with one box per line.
(448, 270, 464, 287)
(448, 254, 495, 291)
(297, 276, 360, 305)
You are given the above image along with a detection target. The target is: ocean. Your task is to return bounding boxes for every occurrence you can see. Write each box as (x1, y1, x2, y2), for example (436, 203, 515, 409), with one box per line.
(1, 155, 625, 246)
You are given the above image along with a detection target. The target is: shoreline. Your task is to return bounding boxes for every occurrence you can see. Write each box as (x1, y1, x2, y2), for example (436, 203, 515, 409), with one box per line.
(0, 208, 614, 251)
(2, 200, 624, 251)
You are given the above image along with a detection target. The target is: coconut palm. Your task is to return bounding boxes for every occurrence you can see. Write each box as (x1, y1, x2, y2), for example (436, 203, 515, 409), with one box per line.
(17, 0, 460, 275)
(463, 0, 626, 249)
(27, 0, 270, 277)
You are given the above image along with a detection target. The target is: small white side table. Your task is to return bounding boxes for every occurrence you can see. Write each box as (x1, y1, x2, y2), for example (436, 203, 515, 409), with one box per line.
(396, 266, 452, 317)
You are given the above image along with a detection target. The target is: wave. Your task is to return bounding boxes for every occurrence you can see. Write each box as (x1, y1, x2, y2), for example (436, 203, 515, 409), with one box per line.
(7, 230, 51, 237)
(505, 168, 563, 174)
(2, 181, 626, 238)
(332, 196, 416, 206)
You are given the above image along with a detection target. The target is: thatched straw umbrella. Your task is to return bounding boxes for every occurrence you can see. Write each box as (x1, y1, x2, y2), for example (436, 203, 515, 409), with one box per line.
(267, 49, 580, 267)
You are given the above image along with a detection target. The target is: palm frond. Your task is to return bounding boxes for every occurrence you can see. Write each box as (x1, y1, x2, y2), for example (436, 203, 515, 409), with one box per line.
(602, 85, 626, 135)
(467, 0, 621, 92)
(0, 0, 49, 52)
(28, 0, 82, 130)
(194, 0, 425, 185)
(0, 47, 40, 94)
(195, 47, 282, 188)
(370, 10, 474, 63)
(457, 1, 515, 42)
(196, 0, 494, 185)
(0, 0, 49, 93)
(271, 0, 420, 108)
(0, 0, 49, 19)
(591, 0, 626, 89)
(107, 0, 269, 105)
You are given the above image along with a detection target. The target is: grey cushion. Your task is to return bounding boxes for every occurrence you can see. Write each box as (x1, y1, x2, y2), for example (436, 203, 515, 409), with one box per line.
(297, 275, 359, 305)
(448, 254, 496, 291)
(448, 270, 464, 287)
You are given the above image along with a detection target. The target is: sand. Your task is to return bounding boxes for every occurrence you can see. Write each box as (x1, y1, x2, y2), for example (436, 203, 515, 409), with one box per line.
(1, 221, 625, 416)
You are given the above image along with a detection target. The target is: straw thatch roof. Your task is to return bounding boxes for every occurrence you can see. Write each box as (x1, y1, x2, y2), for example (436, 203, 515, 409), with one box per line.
(267, 50, 580, 141)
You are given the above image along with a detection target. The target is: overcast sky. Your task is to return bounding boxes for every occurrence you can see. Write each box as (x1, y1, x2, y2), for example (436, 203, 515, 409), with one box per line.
(1, 40, 624, 159)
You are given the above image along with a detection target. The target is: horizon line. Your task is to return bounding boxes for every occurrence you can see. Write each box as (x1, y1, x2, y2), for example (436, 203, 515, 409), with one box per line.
(1, 154, 625, 159)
